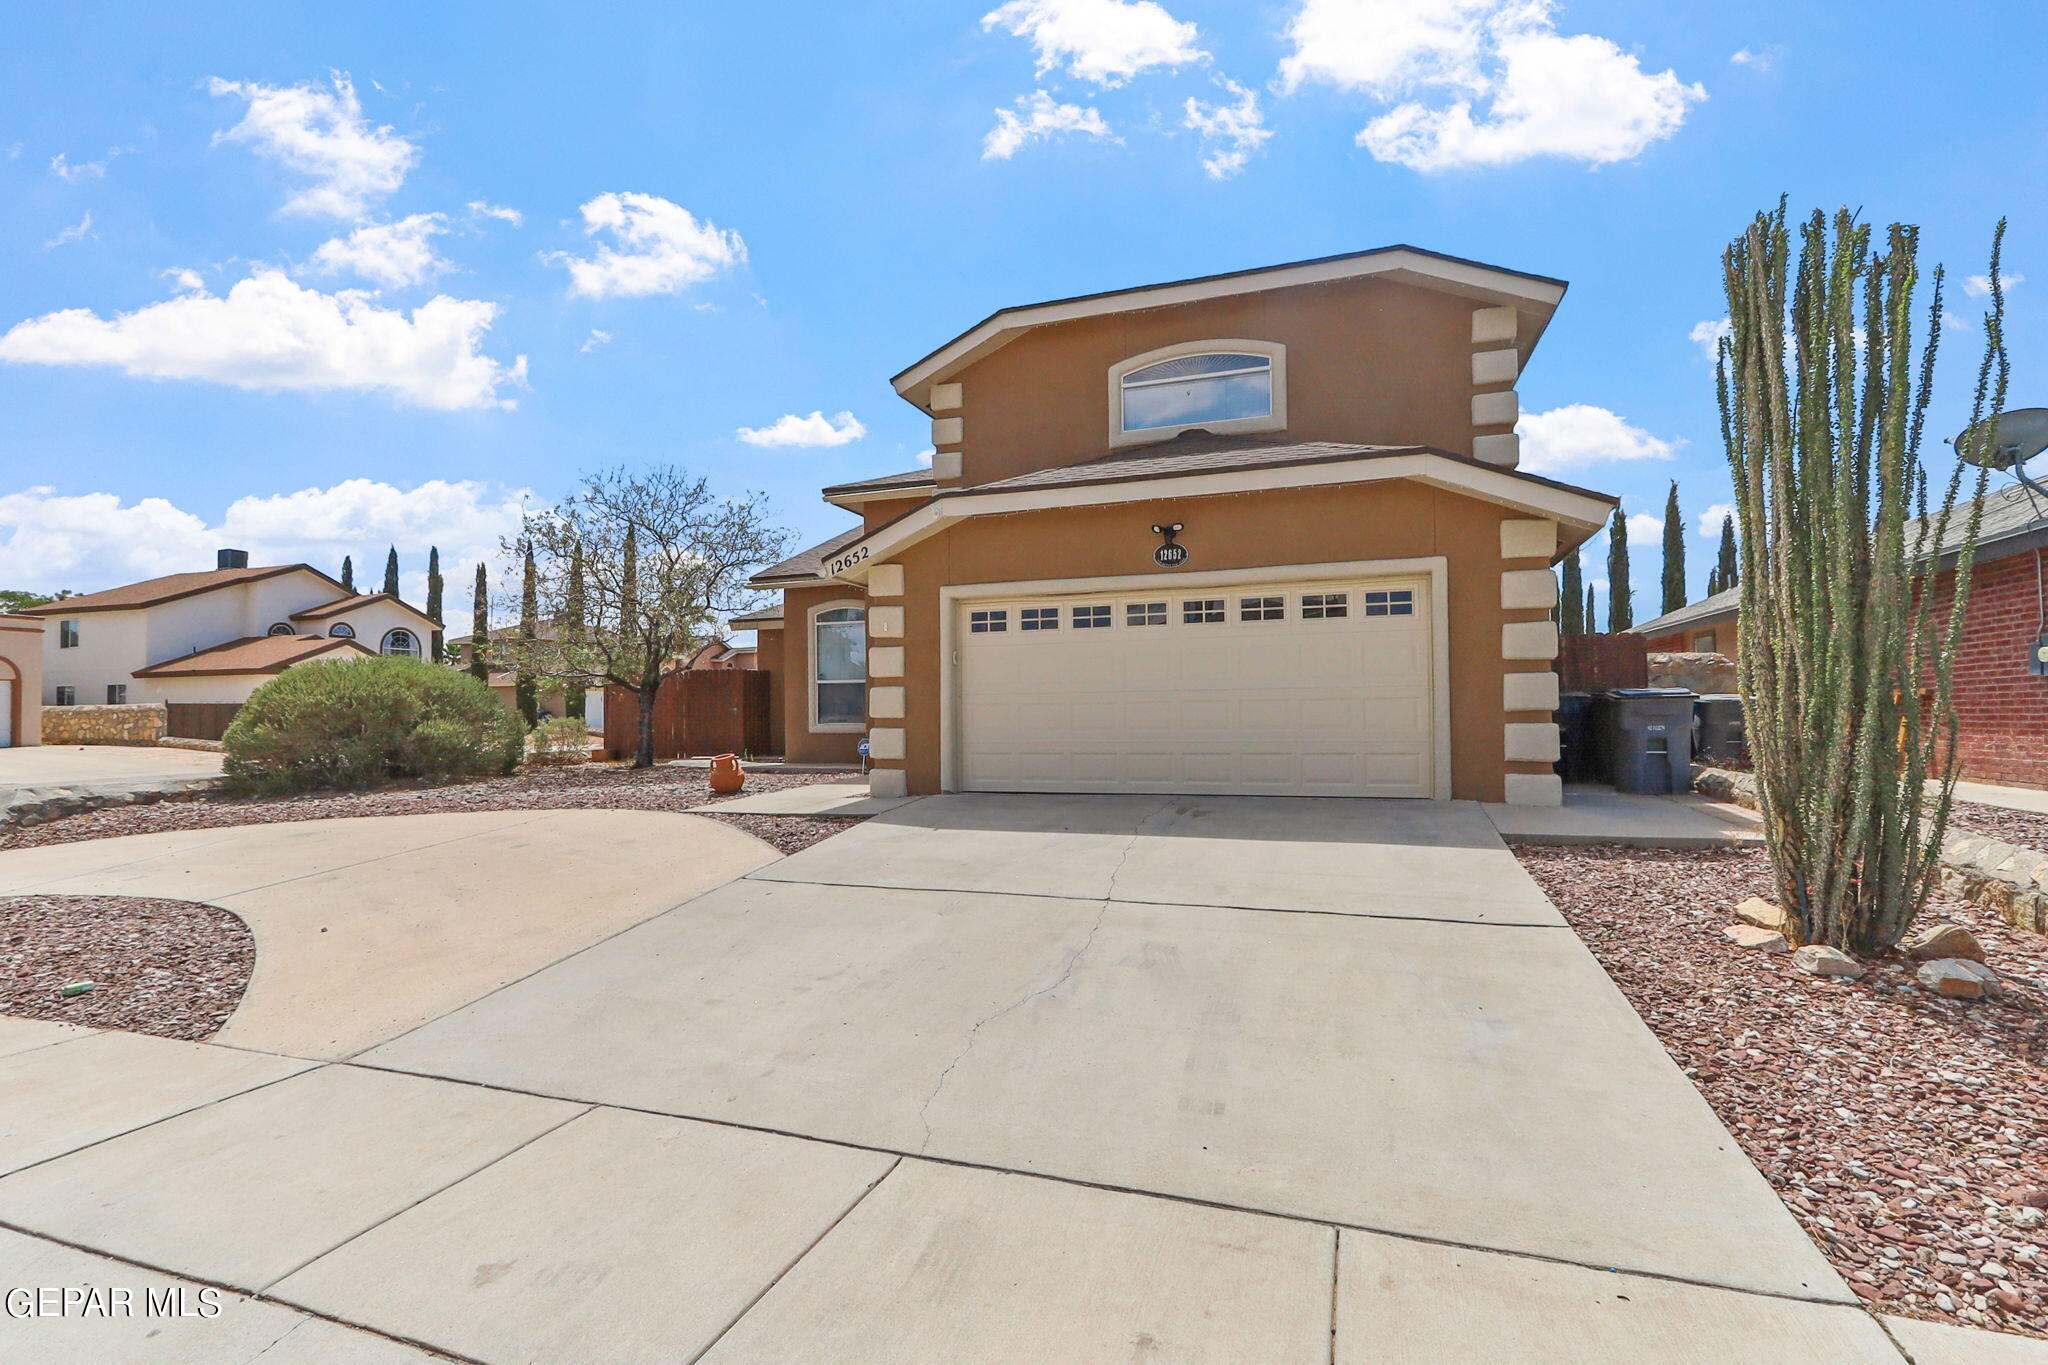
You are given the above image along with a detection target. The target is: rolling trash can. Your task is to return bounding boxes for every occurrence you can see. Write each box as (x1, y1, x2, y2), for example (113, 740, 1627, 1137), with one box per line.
(1693, 694, 1747, 767)
(1601, 688, 1697, 794)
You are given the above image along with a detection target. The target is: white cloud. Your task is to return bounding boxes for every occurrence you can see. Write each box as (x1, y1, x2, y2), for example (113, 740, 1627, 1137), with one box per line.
(579, 329, 612, 353)
(208, 72, 418, 219)
(1689, 316, 1730, 361)
(308, 213, 449, 289)
(1729, 46, 1781, 72)
(1184, 79, 1272, 179)
(982, 0, 1204, 86)
(1515, 403, 1680, 474)
(1697, 503, 1734, 536)
(736, 411, 867, 448)
(983, 90, 1116, 160)
(913, 446, 936, 468)
(466, 200, 523, 227)
(1964, 272, 2022, 299)
(1280, 0, 1703, 171)
(551, 192, 746, 300)
(0, 478, 530, 610)
(50, 152, 107, 182)
(1625, 512, 1662, 546)
(44, 212, 94, 250)
(0, 269, 526, 411)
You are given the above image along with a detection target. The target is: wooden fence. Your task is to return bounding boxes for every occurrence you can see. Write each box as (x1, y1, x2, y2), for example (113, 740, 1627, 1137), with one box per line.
(165, 702, 242, 742)
(1558, 633, 1649, 694)
(603, 670, 773, 761)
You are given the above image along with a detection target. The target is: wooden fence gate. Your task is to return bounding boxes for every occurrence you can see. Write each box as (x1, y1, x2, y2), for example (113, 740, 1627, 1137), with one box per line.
(603, 670, 773, 761)
(165, 702, 243, 742)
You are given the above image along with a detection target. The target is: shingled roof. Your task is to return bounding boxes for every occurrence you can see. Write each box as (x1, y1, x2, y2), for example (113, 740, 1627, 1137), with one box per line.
(22, 565, 329, 615)
(750, 525, 864, 584)
(134, 634, 374, 678)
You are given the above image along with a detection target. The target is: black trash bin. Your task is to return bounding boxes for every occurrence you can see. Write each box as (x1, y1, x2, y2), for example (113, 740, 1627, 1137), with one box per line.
(1601, 688, 1697, 794)
(1555, 692, 1598, 783)
(1694, 694, 1747, 767)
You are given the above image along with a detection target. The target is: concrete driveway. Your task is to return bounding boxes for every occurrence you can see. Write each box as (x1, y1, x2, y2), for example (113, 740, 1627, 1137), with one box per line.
(0, 743, 224, 815)
(0, 795, 2023, 1362)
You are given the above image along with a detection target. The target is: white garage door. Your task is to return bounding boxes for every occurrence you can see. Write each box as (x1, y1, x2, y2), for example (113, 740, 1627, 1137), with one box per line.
(0, 681, 10, 746)
(955, 576, 1436, 798)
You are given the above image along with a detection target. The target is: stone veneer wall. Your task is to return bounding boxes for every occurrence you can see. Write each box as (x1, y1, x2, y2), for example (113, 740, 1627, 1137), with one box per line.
(39, 702, 168, 746)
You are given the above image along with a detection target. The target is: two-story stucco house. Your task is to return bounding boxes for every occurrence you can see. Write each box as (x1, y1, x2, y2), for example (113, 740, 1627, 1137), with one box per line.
(26, 550, 441, 710)
(742, 247, 1617, 806)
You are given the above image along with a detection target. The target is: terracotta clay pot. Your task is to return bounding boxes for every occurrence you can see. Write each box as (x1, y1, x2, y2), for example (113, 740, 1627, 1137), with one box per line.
(708, 753, 745, 795)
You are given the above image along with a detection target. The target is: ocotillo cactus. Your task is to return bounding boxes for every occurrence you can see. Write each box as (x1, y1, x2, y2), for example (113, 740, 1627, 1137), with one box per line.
(1716, 202, 2007, 954)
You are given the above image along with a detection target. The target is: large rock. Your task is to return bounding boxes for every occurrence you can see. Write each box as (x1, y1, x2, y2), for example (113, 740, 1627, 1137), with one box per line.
(1723, 924, 1789, 953)
(1900, 921, 1986, 963)
(1648, 652, 1738, 694)
(1734, 897, 1788, 931)
(1792, 944, 1864, 979)
(1916, 958, 2004, 1000)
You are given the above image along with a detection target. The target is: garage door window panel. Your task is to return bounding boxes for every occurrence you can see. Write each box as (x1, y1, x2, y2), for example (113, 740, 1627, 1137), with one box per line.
(1072, 604, 1112, 630)
(1240, 596, 1284, 622)
(1183, 599, 1224, 624)
(969, 609, 1008, 634)
(1021, 607, 1060, 631)
(1125, 601, 1167, 627)
(1302, 593, 1348, 619)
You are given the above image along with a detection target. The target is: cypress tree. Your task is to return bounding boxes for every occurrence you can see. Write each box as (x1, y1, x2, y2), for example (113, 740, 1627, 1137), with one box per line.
(564, 545, 587, 721)
(1715, 514, 1739, 594)
(340, 555, 355, 592)
(382, 546, 399, 597)
(1661, 482, 1687, 614)
(515, 544, 539, 725)
(425, 547, 444, 660)
(469, 563, 490, 682)
(1584, 584, 1596, 636)
(1559, 547, 1584, 635)
(1605, 508, 1633, 631)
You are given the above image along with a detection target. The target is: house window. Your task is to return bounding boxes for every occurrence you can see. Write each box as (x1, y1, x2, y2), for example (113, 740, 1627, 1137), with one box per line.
(267, 622, 296, 636)
(58, 620, 79, 649)
(1021, 607, 1060, 631)
(1126, 601, 1167, 627)
(329, 622, 355, 638)
(381, 629, 421, 658)
(1183, 599, 1225, 624)
(1693, 630, 1719, 653)
(1364, 590, 1415, 617)
(812, 605, 866, 729)
(54, 686, 75, 706)
(1302, 592, 1348, 619)
(1073, 604, 1111, 629)
(106, 684, 126, 704)
(1120, 352, 1273, 433)
(969, 609, 1008, 633)
(1240, 595, 1285, 622)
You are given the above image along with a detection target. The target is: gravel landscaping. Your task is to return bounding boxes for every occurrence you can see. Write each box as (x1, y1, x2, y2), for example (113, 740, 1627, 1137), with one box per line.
(2, 894, 253, 1041)
(1518, 844, 2048, 1339)
(0, 764, 864, 857)
(1952, 802, 2048, 853)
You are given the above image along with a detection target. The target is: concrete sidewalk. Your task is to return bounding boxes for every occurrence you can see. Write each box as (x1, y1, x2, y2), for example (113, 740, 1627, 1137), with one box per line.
(0, 744, 224, 825)
(3, 799, 2044, 1362)
(1483, 784, 1764, 847)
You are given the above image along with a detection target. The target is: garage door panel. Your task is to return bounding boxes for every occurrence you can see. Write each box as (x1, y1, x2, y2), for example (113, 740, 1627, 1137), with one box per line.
(957, 577, 1435, 799)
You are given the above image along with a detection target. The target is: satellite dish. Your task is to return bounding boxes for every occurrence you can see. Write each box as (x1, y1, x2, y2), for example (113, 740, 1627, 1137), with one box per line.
(1951, 408, 2048, 471)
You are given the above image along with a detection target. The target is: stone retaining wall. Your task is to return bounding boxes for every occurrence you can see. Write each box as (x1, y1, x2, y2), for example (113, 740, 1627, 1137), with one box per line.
(39, 702, 167, 746)
(1693, 765, 2048, 935)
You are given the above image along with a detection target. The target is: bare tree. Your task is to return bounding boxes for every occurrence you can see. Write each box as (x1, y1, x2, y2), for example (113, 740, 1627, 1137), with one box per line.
(501, 466, 790, 767)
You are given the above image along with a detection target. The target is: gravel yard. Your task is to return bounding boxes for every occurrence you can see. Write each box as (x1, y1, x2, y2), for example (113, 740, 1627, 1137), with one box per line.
(1951, 801, 2048, 853)
(1518, 844, 2048, 1339)
(1, 894, 253, 1041)
(0, 764, 863, 857)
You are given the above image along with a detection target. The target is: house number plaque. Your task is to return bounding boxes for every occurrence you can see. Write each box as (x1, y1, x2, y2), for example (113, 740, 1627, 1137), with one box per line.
(1152, 523, 1188, 568)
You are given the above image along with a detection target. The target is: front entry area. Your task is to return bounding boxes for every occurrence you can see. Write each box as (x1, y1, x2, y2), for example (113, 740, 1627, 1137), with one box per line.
(952, 572, 1438, 798)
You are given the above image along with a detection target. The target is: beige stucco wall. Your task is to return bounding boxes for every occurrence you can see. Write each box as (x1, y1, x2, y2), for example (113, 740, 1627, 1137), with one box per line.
(777, 582, 865, 765)
(0, 615, 45, 745)
(939, 275, 1503, 490)
(876, 479, 1558, 803)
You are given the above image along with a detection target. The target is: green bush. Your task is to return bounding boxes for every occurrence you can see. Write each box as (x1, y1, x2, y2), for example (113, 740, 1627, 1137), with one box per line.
(528, 715, 593, 766)
(224, 656, 526, 794)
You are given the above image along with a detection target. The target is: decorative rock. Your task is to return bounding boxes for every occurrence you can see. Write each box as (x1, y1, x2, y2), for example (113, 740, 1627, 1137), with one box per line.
(1735, 897, 1789, 931)
(1901, 921, 1986, 963)
(1792, 944, 1865, 979)
(1723, 923, 1790, 953)
(1916, 958, 2004, 1000)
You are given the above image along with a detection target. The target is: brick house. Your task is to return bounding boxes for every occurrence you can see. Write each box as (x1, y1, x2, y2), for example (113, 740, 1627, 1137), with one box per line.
(1632, 483, 2048, 788)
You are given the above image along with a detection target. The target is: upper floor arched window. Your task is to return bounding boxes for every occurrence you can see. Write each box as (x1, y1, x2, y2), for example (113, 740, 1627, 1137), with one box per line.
(1109, 340, 1285, 447)
(381, 628, 421, 658)
(328, 623, 355, 639)
(266, 622, 296, 637)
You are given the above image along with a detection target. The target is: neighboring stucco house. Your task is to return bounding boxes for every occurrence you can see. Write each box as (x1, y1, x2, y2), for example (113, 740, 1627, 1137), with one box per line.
(743, 246, 1618, 805)
(26, 550, 440, 709)
(1634, 483, 2048, 788)
(0, 613, 45, 746)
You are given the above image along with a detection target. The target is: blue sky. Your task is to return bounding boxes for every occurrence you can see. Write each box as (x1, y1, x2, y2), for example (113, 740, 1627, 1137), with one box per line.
(3, 0, 2044, 626)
